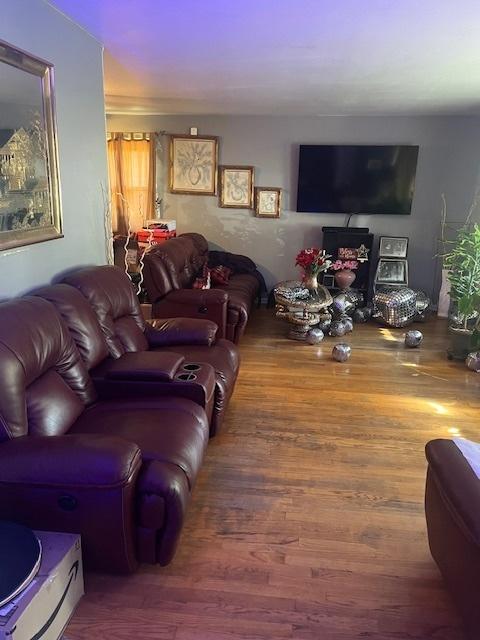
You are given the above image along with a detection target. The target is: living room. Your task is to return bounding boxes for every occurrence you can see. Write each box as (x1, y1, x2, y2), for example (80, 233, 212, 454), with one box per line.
(1, 1, 480, 639)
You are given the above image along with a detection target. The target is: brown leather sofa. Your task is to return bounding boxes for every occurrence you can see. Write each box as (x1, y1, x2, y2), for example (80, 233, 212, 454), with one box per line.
(0, 296, 210, 573)
(143, 232, 261, 343)
(425, 439, 480, 638)
(59, 265, 240, 436)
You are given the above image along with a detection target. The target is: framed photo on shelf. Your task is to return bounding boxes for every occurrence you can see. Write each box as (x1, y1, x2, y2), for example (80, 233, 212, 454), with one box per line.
(219, 165, 254, 208)
(322, 274, 335, 288)
(0, 40, 63, 251)
(379, 236, 409, 259)
(375, 258, 408, 286)
(254, 187, 281, 218)
(169, 134, 218, 195)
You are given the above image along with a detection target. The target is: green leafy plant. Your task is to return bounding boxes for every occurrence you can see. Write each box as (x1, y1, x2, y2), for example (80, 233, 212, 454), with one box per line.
(443, 224, 480, 330)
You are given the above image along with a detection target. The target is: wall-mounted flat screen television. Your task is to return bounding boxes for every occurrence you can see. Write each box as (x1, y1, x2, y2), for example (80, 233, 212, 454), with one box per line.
(296, 144, 419, 215)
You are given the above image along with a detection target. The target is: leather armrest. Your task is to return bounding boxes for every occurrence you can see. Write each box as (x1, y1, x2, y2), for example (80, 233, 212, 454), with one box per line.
(0, 434, 142, 488)
(146, 317, 218, 347)
(426, 439, 480, 544)
(166, 288, 228, 306)
(105, 351, 185, 381)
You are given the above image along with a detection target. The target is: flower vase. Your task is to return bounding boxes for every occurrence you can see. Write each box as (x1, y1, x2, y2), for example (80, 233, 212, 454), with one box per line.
(334, 269, 356, 291)
(303, 271, 319, 295)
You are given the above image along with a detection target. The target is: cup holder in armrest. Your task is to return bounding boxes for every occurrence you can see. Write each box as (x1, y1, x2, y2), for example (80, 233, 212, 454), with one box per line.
(183, 363, 201, 372)
(176, 372, 197, 382)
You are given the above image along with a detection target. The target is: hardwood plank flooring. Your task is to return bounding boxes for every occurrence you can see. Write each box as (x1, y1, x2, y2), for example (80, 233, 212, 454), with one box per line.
(66, 310, 480, 639)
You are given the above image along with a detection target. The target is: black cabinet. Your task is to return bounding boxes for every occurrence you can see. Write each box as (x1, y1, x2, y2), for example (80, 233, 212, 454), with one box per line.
(321, 227, 374, 300)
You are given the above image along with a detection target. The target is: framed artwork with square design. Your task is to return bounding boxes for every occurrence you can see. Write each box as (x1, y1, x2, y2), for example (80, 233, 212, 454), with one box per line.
(0, 40, 62, 251)
(169, 134, 218, 195)
(219, 165, 254, 209)
(254, 187, 281, 218)
(375, 258, 409, 286)
(379, 236, 409, 259)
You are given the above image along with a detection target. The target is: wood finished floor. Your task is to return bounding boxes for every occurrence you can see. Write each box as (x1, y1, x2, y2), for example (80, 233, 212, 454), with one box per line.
(66, 310, 480, 640)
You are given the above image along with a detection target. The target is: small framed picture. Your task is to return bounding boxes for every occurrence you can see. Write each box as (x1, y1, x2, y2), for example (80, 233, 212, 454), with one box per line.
(322, 274, 335, 288)
(219, 166, 254, 208)
(375, 259, 408, 286)
(254, 187, 281, 218)
(169, 134, 218, 195)
(379, 236, 409, 259)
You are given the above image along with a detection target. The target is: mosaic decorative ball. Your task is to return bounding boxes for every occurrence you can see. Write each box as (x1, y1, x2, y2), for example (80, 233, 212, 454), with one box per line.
(331, 293, 347, 317)
(329, 320, 347, 337)
(466, 351, 480, 373)
(306, 327, 324, 345)
(332, 343, 352, 362)
(345, 289, 365, 311)
(317, 315, 332, 333)
(374, 287, 417, 328)
(343, 317, 354, 333)
(414, 290, 431, 314)
(405, 329, 423, 348)
(353, 307, 371, 323)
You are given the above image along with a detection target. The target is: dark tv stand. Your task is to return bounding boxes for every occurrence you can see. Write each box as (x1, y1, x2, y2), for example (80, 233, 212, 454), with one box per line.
(321, 226, 374, 301)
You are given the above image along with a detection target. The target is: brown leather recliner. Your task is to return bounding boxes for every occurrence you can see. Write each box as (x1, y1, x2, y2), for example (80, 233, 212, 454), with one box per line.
(425, 439, 480, 639)
(0, 296, 209, 573)
(60, 265, 240, 436)
(143, 232, 260, 343)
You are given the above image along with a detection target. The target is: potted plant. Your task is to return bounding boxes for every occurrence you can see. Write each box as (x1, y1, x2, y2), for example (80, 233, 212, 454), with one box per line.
(443, 224, 480, 359)
(295, 248, 331, 295)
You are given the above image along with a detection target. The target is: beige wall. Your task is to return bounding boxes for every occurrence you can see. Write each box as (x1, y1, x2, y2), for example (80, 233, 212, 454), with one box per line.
(107, 113, 480, 297)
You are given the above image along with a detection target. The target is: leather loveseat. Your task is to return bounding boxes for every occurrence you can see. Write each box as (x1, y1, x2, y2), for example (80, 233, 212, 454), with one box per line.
(0, 296, 210, 573)
(143, 232, 262, 343)
(425, 438, 480, 639)
(58, 265, 239, 436)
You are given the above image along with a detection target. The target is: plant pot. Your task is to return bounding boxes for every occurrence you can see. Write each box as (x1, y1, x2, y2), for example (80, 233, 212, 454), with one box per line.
(334, 269, 356, 291)
(447, 326, 475, 361)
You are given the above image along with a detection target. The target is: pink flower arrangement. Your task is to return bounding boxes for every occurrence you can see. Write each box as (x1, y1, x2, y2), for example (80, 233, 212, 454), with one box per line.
(330, 259, 358, 271)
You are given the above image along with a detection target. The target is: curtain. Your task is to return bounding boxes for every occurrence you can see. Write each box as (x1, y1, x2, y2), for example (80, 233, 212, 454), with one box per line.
(107, 133, 156, 234)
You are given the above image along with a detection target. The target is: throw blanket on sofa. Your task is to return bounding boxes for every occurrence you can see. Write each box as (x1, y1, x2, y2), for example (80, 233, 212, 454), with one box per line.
(208, 251, 266, 297)
(454, 437, 480, 477)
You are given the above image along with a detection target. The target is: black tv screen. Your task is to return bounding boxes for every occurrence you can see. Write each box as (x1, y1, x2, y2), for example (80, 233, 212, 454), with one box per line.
(296, 144, 419, 215)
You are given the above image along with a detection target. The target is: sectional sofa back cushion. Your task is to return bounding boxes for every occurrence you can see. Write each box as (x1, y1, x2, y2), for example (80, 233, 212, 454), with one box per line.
(0, 297, 95, 441)
(62, 266, 149, 359)
(33, 284, 109, 371)
(144, 235, 208, 300)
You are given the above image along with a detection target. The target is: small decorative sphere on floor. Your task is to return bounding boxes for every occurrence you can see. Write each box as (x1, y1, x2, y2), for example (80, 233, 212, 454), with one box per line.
(343, 317, 354, 333)
(317, 316, 332, 333)
(329, 320, 347, 337)
(405, 329, 423, 348)
(306, 327, 324, 344)
(332, 343, 351, 362)
(466, 351, 480, 373)
(353, 307, 371, 323)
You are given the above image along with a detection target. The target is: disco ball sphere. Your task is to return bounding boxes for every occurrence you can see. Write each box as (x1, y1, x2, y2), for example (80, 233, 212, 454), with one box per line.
(317, 315, 332, 333)
(343, 317, 354, 333)
(374, 287, 417, 328)
(332, 343, 352, 362)
(466, 351, 480, 373)
(405, 329, 423, 348)
(414, 290, 431, 313)
(345, 289, 365, 311)
(306, 327, 324, 345)
(329, 320, 347, 337)
(331, 293, 347, 317)
(353, 307, 372, 323)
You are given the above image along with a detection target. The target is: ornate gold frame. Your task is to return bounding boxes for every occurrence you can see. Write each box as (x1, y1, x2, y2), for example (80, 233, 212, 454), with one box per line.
(169, 134, 218, 195)
(0, 40, 62, 251)
(254, 187, 282, 218)
(219, 165, 255, 209)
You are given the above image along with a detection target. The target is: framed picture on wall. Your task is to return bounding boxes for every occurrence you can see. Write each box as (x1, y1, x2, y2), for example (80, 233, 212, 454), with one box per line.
(169, 134, 218, 195)
(375, 258, 408, 286)
(254, 187, 281, 218)
(219, 165, 254, 208)
(0, 40, 63, 251)
(379, 236, 409, 258)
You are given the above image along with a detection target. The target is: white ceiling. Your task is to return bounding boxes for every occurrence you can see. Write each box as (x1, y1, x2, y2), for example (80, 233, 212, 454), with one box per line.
(49, 0, 480, 117)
